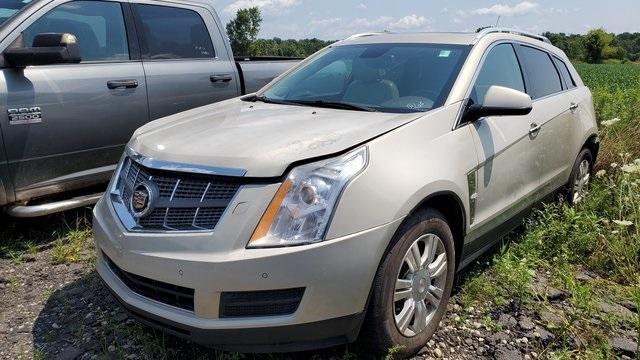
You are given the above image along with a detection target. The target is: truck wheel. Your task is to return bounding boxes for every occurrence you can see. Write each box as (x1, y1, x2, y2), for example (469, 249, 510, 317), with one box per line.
(566, 148, 593, 205)
(363, 208, 455, 358)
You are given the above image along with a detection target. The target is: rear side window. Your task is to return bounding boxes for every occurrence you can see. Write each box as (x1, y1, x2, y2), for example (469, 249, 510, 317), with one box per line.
(21, 1, 129, 62)
(517, 45, 563, 99)
(136, 4, 214, 60)
(471, 43, 525, 105)
(553, 57, 576, 89)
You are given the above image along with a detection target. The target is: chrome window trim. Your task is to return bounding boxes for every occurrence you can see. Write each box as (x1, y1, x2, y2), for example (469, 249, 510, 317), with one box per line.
(125, 147, 247, 177)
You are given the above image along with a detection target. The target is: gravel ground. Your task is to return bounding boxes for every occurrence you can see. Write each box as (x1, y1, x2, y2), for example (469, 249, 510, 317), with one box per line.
(0, 211, 637, 360)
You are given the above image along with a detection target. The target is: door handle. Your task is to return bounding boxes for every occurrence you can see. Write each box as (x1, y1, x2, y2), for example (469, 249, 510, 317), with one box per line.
(569, 102, 579, 111)
(529, 122, 542, 134)
(107, 80, 138, 89)
(210, 74, 232, 83)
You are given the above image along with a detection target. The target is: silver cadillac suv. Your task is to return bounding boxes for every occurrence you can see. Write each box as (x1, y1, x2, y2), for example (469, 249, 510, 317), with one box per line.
(93, 28, 598, 357)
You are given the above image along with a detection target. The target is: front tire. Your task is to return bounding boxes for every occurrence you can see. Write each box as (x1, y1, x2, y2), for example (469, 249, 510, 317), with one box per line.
(362, 208, 456, 358)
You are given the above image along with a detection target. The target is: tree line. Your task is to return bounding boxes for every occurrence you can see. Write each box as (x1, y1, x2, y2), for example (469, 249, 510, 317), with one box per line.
(544, 29, 640, 63)
(225, 7, 333, 58)
(226, 8, 640, 63)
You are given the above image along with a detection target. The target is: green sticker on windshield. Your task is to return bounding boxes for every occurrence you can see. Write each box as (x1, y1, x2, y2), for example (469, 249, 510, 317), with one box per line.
(438, 50, 452, 58)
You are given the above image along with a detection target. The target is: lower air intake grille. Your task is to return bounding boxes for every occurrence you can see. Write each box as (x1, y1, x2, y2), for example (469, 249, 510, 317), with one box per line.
(104, 252, 195, 312)
(219, 288, 305, 318)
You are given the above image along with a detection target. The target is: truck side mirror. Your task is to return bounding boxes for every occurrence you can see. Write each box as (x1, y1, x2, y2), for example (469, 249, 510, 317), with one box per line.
(462, 85, 533, 124)
(4, 33, 81, 67)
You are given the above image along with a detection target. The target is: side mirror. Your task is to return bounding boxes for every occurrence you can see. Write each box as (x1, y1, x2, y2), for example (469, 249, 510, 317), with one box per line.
(462, 85, 533, 123)
(4, 33, 81, 67)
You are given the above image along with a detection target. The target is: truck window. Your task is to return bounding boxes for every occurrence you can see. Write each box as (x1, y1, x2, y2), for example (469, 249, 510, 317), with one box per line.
(471, 43, 525, 105)
(136, 5, 214, 60)
(20, 1, 129, 62)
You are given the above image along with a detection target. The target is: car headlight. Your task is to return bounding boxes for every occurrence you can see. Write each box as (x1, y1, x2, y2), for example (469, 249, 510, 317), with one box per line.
(248, 146, 368, 248)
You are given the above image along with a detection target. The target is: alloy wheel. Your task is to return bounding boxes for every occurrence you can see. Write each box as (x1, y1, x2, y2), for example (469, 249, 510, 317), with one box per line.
(393, 233, 447, 337)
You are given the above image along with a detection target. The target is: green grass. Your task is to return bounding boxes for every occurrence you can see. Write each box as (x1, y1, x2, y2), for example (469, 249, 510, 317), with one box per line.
(51, 228, 92, 264)
(0, 208, 93, 260)
(575, 63, 640, 91)
(575, 62, 640, 166)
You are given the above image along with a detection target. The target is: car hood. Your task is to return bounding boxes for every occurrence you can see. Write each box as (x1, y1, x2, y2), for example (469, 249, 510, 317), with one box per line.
(129, 98, 422, 177)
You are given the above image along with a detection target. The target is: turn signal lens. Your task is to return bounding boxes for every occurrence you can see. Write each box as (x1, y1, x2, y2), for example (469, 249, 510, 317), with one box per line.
(249, 180, 292, 242)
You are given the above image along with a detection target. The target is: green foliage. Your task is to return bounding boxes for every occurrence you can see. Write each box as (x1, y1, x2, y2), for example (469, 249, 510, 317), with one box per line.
(226, 7, 262, 56)
(51, 228, 92, 264)
(226, 7, 333, 58)
(249, 37, 333, 57)
(384, 344, 405, 360)
(615, 32, 640, 61)
(584, 28, 614, 64)
(545, 29, 639, 63)
(574, 63, 640, 165)
(576, 63, 640, 91)
(544, 32, 586, 61)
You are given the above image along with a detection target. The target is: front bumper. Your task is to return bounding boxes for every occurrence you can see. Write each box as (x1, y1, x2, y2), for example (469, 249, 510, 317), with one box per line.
(93, 196, 402, 351)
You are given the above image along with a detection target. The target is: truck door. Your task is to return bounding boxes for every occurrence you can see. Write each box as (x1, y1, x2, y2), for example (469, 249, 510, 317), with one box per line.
(0, 0, 148, 200)
(132, 2, 239, 120)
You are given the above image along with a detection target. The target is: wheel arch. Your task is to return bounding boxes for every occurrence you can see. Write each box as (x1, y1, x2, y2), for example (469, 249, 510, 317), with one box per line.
(404, 191, 467, 268)
(582, 133, 600, 164)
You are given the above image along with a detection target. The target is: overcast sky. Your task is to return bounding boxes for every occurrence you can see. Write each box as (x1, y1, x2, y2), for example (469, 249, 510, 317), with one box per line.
(214, 0, 640, 40)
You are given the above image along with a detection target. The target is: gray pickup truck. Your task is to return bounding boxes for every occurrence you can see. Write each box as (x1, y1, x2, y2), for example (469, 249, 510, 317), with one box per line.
(0, 0, 299, 216)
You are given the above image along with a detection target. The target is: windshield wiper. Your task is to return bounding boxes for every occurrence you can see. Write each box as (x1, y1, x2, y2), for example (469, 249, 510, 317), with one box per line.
(249, 94, 290, 105)
(248, 95, 377, 112)
(247, 95, 301, 108)
(287, 100, 377, 112)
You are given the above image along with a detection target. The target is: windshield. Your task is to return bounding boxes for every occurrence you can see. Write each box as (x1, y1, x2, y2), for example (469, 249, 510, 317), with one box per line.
(260, 43, 470, 113)
(0, 0, 33, 26)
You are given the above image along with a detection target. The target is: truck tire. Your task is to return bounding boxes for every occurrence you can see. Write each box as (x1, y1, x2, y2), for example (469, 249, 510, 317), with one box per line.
(362, 208, 456, 358)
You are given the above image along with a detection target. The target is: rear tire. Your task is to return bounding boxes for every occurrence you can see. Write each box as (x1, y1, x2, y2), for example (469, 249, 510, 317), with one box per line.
(566, 148, 593, 205)
(362, 208, 456, 358)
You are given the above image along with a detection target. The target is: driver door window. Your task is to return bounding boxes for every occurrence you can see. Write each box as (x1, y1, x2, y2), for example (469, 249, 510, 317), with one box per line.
(19, 0, 129, 62)
(471, 43, 525, 104)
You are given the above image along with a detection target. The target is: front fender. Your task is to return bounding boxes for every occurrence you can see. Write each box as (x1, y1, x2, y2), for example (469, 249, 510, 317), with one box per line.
(326, 103, 476, 240)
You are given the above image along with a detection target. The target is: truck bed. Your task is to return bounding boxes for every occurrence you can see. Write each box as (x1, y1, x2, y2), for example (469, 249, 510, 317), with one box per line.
(235, 57, 301, 94)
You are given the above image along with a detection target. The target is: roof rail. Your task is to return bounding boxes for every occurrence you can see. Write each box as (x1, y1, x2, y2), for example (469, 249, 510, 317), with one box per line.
(345, 32, 389, 40)
(474, 27, 551, 44)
